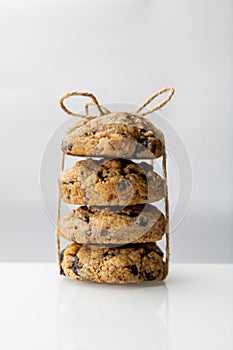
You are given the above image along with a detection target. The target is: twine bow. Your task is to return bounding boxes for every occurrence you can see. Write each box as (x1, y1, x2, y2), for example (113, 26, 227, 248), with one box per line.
(59, 86, 175, 118)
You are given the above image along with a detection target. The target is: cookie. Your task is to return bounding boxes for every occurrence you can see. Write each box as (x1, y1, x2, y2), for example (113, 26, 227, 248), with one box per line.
(61, 112, 165, 158)
(60, 158, 165, 206)
(60, 243, 166, 284)
(59, 204, 166, 245)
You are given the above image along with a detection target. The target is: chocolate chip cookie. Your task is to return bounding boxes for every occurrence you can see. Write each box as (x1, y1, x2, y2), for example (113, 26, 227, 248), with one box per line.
(61, 112, 165, 158)
(60, 158, 165, 206)
(59, 204, 165, 245)
(60, 243, 166, 284)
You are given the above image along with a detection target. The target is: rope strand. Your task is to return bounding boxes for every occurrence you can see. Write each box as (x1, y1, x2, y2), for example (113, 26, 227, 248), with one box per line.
(59, 91, 105, 118)
(84, 101, 111, 117)
(56, 151, 65, 271)
(59, 87, 174, 119)
(162, 146, 170, 278)
(136, 87, 175, 116)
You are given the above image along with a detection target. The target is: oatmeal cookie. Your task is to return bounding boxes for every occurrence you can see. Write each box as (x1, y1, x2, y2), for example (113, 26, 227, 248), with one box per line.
(60, 243, 166, 284)
(60, 158, 165, 205)
(61, 112, 165, 158)
(59, 204, 165, 245)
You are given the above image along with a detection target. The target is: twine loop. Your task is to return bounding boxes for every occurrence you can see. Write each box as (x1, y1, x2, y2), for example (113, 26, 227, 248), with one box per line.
(84, 101, 111, 117)
(59, 87, 175, 119)
(59, 91, 105, 118)
(136, 86, 175, 116)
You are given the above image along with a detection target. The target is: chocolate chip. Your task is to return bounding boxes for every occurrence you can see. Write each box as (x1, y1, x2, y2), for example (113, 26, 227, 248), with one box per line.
(139, 218, 148, 226)
(144, 269, 162, 281)
(142, 138, 149, 147)
(88, 207, 96, 214)
(129, 212, 139, 218)
(138, 135, 146, 144)
(156, 249, 164, 257)
(121, 158, 133, 167)
(103, 252, 108, 257)
(135, 217, 147, 226)
(97, 169, 104, 180)
(129, 264, 138, 275)
(74, 225, 78, 229)
(144, 271, 156, 281)
(68, 144, 73, 151)
(67, 195, 70, 200)
(71, 261, 83, 276)
(140, 173, 147, 181)
(78, 215, 89, 223)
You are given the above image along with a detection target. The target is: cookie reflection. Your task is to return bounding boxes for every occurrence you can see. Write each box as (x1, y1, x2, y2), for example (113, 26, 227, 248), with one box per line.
(58, 279, 168, 350)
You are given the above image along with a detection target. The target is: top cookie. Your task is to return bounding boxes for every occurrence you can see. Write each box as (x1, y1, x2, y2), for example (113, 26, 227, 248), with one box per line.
(61, 112, 165, 158)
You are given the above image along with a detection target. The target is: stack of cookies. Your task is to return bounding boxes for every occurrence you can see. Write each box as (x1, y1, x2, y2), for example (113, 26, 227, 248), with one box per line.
(57, 90, 172, 284)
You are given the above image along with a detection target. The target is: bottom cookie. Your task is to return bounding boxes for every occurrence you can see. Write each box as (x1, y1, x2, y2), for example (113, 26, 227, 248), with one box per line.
(61, 243, 166, 284)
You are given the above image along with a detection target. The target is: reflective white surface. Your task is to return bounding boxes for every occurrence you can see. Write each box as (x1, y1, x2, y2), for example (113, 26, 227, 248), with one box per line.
(0, 263, 233, 350)
(0, 264, 232, 350)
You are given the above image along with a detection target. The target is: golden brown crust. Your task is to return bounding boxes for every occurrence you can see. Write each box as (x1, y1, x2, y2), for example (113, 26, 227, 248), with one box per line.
(61, 243, 166, 284)
(59, 204, 165, 245)
(60, 158, 165, 206)
(61, 112, 165, 158)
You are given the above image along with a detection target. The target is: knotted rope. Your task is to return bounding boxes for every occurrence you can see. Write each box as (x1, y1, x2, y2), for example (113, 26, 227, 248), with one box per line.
(59, 86, 174, 118)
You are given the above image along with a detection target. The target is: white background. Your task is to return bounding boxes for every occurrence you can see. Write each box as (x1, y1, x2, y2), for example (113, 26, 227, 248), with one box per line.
(0, 0, 232, 262)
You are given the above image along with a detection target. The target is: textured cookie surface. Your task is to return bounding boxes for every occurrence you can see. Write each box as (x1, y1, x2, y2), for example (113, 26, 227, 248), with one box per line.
(61, 243, 166, 284)
(60, 158, 165, 206)
(61, 112, 165, 158)
(59, 204, 165, 245)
